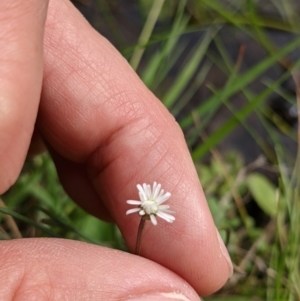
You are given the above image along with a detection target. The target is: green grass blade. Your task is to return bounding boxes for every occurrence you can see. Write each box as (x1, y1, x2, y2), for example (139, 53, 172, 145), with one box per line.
(141, 1, 189, 87)
(191, 67, 297, 160)
(172, 61, 212, 116)
(180, 36, 300, 129)
(0, 207, 59, 237)
(162, 28, 217, 108)
(130, 0, 166, 70)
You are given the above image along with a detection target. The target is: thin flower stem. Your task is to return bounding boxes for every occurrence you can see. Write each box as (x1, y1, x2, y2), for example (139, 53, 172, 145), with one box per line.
(135, 216, 147, 255)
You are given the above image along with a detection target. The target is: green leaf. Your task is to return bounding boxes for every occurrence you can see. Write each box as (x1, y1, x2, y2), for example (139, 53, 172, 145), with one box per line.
(246, 173, 278, 217)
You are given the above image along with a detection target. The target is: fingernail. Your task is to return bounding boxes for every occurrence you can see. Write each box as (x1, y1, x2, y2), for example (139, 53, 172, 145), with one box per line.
(216, 228, 233, 278)
(125, 292, 197, 301)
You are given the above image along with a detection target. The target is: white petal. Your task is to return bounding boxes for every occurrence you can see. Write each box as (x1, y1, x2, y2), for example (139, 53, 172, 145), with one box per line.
(159, 189, 165, 196)
(137, 184, 147, 202)
(159, 206, 175, 213)
(157, 204, 170, 210)
(141, 183, 148, 198)
(152, 181, 157, 193)
(145, 184, 151, 198)
(157, 211, 175, 222)
(150, 215, 157, 225)
(160, 208, 175, 215)
(142, 183, 147, 191)
(139, 210, 146, 216)
(139, 192, 147, 202)
(126, 200, 142, 205)
(126, 208, 141, 215)
(152, 182, 161, 199)
(159, 210, 175, 218)
(156, 192, 171, 204)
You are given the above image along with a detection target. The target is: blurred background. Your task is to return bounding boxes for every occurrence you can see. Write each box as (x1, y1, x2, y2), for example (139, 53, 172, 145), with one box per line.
(1, 1, 300, 300)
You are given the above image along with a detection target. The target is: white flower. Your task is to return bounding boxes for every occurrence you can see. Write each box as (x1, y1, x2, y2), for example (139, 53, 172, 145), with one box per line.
(126, 182, 175, 225)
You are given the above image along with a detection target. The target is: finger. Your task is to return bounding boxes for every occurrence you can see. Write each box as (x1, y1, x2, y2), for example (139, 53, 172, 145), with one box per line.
(27, 128, 46, 158)
(0, 238, 200, 301)
(49, 148, 114, 222)
(39, 0, 233, 295)
(0, 0, 49, 194)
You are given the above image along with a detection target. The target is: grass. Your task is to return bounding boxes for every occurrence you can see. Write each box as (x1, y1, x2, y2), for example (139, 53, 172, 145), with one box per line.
(1, 0, 300, 299)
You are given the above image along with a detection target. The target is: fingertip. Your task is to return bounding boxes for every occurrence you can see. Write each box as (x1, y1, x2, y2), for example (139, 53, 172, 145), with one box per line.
(0, 0, 49, 194)
(216, 228, 234, 278)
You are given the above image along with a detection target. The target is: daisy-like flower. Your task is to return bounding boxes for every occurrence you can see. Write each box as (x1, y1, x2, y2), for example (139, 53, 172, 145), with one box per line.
(126, 182, 175, 225)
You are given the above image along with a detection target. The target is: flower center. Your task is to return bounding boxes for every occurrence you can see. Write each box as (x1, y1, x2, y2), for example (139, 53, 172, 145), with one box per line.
(142, 199, 158, 215)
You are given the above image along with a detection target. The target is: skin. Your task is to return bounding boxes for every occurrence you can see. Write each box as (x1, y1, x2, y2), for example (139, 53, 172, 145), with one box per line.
(0, 0, 233, 300)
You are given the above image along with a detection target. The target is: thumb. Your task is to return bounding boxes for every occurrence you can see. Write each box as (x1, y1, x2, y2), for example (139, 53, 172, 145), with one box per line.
(0, 238, 200, 301)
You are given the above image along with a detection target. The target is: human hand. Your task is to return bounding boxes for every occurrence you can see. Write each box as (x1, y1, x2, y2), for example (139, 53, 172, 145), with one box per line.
(0, 0, 233, 299)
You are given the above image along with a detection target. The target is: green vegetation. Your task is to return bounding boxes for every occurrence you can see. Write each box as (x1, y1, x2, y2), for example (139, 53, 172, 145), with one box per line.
(1, 0, 300, 300)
